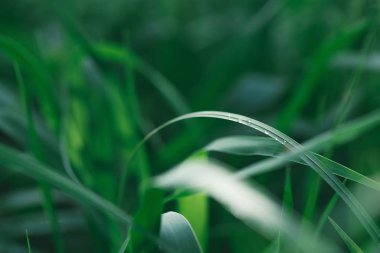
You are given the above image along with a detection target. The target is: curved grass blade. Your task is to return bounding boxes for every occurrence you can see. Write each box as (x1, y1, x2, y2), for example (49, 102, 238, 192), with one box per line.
(0, 143, 133, 226)
(328, 217, 365, 253)
(124, 111, 380, 243)
(160, 212, 203, 253)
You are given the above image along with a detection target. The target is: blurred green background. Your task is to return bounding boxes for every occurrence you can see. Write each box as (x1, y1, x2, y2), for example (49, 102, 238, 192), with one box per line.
(1, 0, 380, 252)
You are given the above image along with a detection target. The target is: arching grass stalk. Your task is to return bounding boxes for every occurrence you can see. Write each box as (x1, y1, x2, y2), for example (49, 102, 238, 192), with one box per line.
(119, 111, 380, 243)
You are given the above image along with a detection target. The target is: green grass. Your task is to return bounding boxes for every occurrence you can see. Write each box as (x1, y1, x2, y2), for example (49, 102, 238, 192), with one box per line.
(26, 229, 32, 253)
(1, 1, 380, 252)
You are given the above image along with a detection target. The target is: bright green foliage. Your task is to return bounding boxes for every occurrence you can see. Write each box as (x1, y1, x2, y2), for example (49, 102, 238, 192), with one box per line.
(178, 193, 209, 251)
(1, 1, 380, 252)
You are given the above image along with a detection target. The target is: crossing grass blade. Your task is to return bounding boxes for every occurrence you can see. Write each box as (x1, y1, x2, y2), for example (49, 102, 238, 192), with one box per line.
(125, 110, 380, 243)
(203, 136, 380, 192)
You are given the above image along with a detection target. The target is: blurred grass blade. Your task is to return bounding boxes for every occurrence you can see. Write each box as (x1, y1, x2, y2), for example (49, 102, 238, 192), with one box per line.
(328, 218, 365, 253)
(276, 20, 367, 132)
(0, 143, 175, 253)
(205, 136, 283, 156)
(155, 159, 338, 253)
(117, 236, 130, 253)
(127, 111, 380, 242)
(160, 212, 203, 253)
(155, 160, 282, 236)
(0, 143, 133, 226)
(0, 35, 59, 131)
(194, 0, 284, 109)
(92, 42, 191, 115)
(15, 63, 65, 253)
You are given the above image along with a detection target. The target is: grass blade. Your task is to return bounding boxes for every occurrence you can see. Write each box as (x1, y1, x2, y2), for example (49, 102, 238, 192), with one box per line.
(0, 143, 133, 226)
(328, 217, 365, 253)
(92, 42, 192, 116)
(178, 193, 209, 252)
(15, 63, 65, 253)
(0, 143, 182, 253)
(26, 229, 32, 253)
(276, 20, 367, 132)
(204, 136, 380, 192)
(0, 35, 59, 131)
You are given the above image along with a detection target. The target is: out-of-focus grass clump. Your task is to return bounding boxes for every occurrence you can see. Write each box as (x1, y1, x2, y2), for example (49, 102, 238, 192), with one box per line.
(0, 0, 380, 252)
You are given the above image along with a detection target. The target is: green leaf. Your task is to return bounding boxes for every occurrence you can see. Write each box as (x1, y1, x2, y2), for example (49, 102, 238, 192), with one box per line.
(328, 217, 365, 253)
(178, 193, 208, 251)
(160, 212, 203, 253)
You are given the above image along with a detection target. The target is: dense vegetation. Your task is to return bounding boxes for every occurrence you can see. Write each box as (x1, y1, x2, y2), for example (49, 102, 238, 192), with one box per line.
(0, 0, 380, 252)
